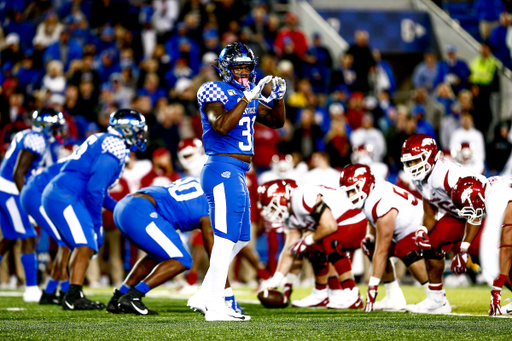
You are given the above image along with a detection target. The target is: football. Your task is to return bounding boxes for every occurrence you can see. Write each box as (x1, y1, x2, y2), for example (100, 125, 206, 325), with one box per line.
(257, 289, 289, 309)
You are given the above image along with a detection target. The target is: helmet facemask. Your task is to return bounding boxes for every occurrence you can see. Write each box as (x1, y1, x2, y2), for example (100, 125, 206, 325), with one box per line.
(261, 195, 290, 224)
(402, 150, 432, 181)
(456, 191, 485, 225)
(341, 178, 370, 209)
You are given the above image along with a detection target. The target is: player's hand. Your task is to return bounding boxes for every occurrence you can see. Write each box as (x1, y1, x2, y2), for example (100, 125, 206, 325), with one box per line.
(263, 272, 284, 290)
(243, 75, 272, 102)
(489, 289, 502, 316)
(364, 285, 378, 312)
(414, 226, 431, 250)
(451, 248, 469, 275)
(361, 234, 375, 258)
(269, 76, 286, 101)
(290, 238, 309, 256)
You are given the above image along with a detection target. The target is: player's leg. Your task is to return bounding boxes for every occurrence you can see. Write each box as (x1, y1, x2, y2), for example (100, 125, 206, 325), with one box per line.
(491, 218, 512, 315)
(292, 246, 329, 308)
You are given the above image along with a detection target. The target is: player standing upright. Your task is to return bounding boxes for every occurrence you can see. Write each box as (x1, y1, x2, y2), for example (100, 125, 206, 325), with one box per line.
(187, 42, 286, 321)
(42, 109, 147, 310)
(0, 108, 65, 302)
(400, 134, 483, 314)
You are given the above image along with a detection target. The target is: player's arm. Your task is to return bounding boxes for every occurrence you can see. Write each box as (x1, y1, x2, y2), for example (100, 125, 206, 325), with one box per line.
(462, 221, 481, 245)
(256, 99, 285, 129)
(199, 216, 215, 257)
(13, 149, 39, 191)
(267, 228, 302, 288)
(102, 191, 117, 212)
(371, 209, 397, 280)
(310, 196, 337, 242)
(422, 198, 438, 232)
(205, 101, 249, 137)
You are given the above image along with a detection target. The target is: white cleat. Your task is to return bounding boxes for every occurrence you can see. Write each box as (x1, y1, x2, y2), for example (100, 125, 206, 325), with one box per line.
(187, 291, 206, 315)
(327, 287, 363, 310)
(374, 289, 407, 311)
(204, 302, 251, 321)
(23, 286, 42, 302)
(292, 288, 329, 308)
(502, 301, 512, 315)
(405, 291, 451, 314)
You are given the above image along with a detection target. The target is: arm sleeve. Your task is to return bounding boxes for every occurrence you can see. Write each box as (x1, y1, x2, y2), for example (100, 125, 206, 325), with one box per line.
(102, 192, 117, 212)
(86, 153, 120, 229)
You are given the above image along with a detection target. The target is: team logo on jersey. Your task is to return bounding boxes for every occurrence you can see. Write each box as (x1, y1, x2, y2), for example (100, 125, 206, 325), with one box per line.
(221, 171, 231, 178)
(150, 212, 158, 218)
(227, 90, 237, 96)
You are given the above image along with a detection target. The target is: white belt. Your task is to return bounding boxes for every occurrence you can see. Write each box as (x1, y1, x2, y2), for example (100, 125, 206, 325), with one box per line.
(0, 176, 20, 195)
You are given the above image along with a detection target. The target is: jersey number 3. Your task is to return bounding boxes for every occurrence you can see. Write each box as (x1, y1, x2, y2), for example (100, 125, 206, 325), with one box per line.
(238, 116, 256, 152)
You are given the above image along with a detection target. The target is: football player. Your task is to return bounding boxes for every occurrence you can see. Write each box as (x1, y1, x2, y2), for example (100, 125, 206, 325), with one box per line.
(107, 178, 218, 315)
(350, 144, 389, 181)
(20, 160, 69, 305)
(400, 134, 483, 314)
(177, 137, 208, 179)
(451, 176, 512, 315)
(339, 164, 429, 312)
(0, 108, 65, 302)
(260, 179, 368, 309)
(42, 109, 147, 310)
(187, 42, 285, 321)
(450, 142, 485, 175)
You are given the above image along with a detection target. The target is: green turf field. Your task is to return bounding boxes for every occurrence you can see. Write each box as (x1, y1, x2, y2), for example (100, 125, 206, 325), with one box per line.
(0, 285, 511, 340)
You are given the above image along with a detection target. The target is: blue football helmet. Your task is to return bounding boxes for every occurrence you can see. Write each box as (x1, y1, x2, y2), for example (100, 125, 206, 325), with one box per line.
(108, 109, 148, 152)
(32, 108, 66, 142)
(214, 42, 257, 91)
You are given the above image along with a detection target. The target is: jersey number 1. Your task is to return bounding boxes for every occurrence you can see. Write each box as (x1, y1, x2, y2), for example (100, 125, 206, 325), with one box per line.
(238, 116, 256, 152)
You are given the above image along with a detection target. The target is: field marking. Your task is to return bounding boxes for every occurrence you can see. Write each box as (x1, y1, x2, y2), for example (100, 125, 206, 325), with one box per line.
(0, 292, 23, 297)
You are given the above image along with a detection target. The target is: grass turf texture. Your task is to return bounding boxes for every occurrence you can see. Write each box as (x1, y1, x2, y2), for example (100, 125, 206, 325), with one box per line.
(1, 285, 511, 340)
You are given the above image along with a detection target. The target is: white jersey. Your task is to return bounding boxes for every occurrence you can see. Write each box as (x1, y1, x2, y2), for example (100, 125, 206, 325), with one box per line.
(363, 181, 423, 242)
(287, 185, 366, 232)
(480, 176, 512, 278)
(413, 157, 479, 217)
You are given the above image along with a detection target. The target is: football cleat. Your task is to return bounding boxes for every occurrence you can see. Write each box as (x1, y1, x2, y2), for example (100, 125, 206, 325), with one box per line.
(327, 288, 363, 310)
(39, 291, 60, 305)
(23, 286, 42, 303)
(225, 295, 243, 314)
(374, 288, 407, 311)
(106, 288, 125, 314)
(291, 288, 329, 308)
(118, 289, 158, 315)
(405, 291, 451, 314)
(502, 300, 512, 315)
(187, 290, 207, 315)
(204, 301, 251, 321)
(62, 290, 106, 311)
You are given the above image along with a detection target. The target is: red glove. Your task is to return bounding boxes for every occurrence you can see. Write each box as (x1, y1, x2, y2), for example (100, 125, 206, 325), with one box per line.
(451, 248, 469, 275)
(489, 290, 502, 316)
(361, 234, 375, 258)
(415, 226, 431, 250)
(290, 235, 314, 256)
(364, 285, 378, 312)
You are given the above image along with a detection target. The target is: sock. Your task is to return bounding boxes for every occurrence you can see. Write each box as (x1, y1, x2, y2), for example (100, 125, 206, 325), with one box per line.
(492, 274, 508, 291)
(315, 282, 327, 290)
(60, 280, 69, 293)
(134, 281, 151, 295)
(283, 283, 293, 299)
(119, 284, 131, 294)
(328, 276, 342, 290)
(383, 279, 400, 295)
(45, 279, 59, 294)
(224, 287, 234, 297)
(207, 236, 236, 306)
(428, 283, 443, 291)
(20, 253, 37, 287)
(68, 284, 82, 294)
(187, 271, 198, 286)
(341, 278, 356, 290)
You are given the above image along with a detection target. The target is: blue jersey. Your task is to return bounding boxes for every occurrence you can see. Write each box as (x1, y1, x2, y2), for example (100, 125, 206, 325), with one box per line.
(27, 160, 66, 193)
(0, 129, 49, 183)
(138, 177, 209, 232)
(198, 81, 259, 155)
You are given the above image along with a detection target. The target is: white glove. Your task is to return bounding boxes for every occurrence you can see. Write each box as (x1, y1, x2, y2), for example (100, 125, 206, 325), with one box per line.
(263, 272, 285, 290)
(270, 76, 286, 101)
(243, 75, 272, 102)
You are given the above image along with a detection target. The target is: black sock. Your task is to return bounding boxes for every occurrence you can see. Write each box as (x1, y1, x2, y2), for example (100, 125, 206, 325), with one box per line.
(68, 285, 83, 293)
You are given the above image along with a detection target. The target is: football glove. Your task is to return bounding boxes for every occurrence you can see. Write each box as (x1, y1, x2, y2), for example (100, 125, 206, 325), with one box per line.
(361, 234, 375, 258)
(489, 290, 502, 316)
(451, 247, 469, 275)
(270, 76, 286, 101)
(414, 226, 431, 250)
(243, 75, 272, 102)
(364, 285, 378, 312)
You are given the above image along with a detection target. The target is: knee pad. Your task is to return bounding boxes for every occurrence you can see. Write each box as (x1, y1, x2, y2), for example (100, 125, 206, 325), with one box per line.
(401, 251, 423, 268)
(423, 248, 445, 260)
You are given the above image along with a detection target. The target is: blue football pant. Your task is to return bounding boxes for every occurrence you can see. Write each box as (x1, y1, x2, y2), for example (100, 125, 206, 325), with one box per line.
(0, 190, 36, 240)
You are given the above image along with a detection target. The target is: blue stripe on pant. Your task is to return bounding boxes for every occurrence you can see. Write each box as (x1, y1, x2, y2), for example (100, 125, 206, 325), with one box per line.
(20, 185, 66, 247)
(113, 195, 192, 268)
(42, 194, 98, 253)
(0, 191, 36, 240)
(200, 155, 251, 243)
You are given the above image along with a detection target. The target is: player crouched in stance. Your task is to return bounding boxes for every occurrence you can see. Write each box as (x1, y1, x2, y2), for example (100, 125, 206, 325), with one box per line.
(451, 176, 512, 316)
(400, 134, 483, 314)
(260, 179, 367, 309)
(0, 108, 65, 302)
(339, 164, 429, 312)
(187, 42, 285, 321)
(42, 109, 147, 310)
(107, 177, 214, 315)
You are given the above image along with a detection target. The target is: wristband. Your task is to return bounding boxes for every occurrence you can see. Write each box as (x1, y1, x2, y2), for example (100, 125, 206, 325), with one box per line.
(305, 234, 315, 245)
(460, 242, 470, 251)
(369, 276, 381, 286)
(241, 97, 250, 104)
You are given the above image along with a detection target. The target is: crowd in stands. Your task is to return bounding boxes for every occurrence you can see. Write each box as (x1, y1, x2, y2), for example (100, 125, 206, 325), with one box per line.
(1, 0, 512, 286)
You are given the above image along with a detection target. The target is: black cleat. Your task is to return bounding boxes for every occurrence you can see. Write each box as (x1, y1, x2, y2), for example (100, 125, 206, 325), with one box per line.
(107, 288, 126, 314)
(118, 288, 158, 315)
(39, 292, 60, 305)
(62, 290, 106, 311)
